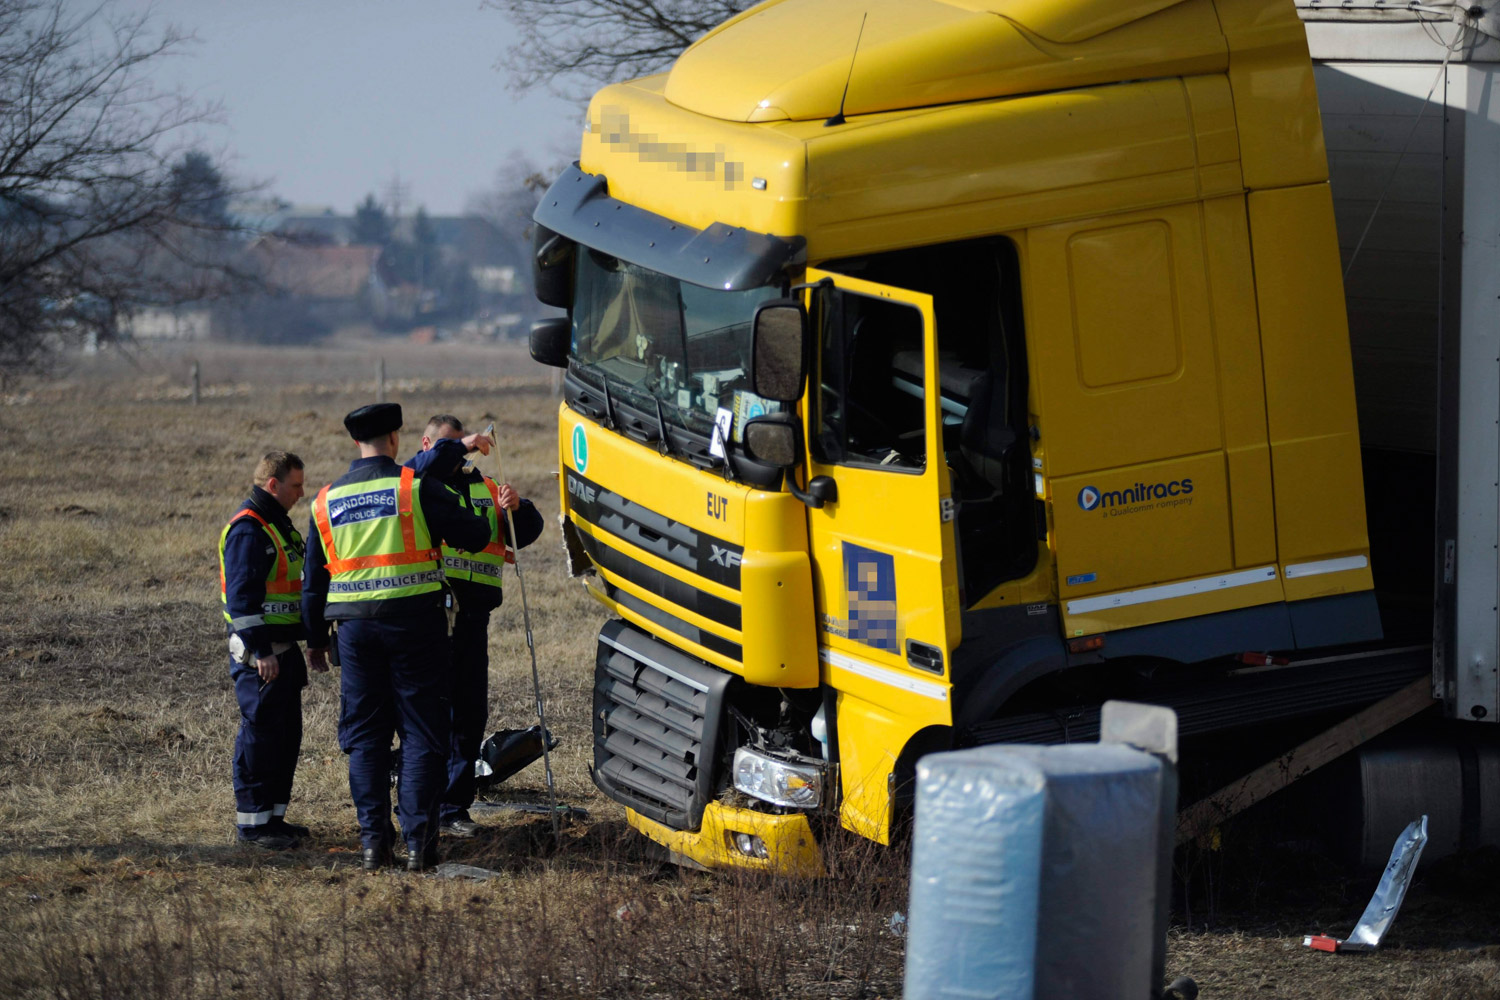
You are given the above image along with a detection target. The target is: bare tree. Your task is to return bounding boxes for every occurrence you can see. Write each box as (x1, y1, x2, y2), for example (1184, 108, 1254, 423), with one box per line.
(467, 151, 555, 247)
(0, 0, 246, 376)
(486, 0, 753, 97)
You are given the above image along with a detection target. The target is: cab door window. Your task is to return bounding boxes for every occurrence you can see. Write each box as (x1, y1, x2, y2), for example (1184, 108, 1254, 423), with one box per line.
(813, 290, 927, 471)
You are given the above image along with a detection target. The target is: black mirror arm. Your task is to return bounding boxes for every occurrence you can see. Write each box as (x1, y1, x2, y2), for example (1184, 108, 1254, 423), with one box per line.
(535, 232, 566, 266)
(785, 470, 836, 510)
(785, 470, 823, 509)
(788, 276, 835, 295)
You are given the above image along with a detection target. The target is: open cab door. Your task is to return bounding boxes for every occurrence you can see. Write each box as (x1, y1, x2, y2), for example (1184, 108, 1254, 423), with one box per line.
(801, 267, 961, 842)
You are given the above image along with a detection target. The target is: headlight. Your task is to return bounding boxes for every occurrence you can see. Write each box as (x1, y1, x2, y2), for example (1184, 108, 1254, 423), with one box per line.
(732, 746, 824, 808)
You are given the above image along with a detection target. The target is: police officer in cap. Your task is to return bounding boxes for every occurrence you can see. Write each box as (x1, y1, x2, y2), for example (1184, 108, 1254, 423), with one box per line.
(407, 415, 544, 837)
(219, 450, 325, 849)
(302, 403, 492, 871)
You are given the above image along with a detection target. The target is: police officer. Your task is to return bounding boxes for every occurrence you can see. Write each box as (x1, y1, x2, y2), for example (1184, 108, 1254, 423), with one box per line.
(407, 415, 543, 837)
(302, 403, 491, 872)
(219, 450, 325, 850)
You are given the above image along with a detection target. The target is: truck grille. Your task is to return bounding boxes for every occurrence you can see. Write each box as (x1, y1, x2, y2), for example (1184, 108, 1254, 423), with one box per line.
(592, 619, 732, 830)
(566, 470, 745, 662)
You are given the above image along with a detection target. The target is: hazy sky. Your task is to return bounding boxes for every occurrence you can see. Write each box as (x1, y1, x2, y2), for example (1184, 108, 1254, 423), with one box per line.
(113, 0, 585, 215)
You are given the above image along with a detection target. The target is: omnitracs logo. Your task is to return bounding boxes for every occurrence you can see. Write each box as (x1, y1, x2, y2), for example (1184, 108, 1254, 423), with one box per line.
(1078, 479, 1193, 511)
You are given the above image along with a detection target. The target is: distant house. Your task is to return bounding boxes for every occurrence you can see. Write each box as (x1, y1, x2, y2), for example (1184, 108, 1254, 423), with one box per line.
(272, 211, 516, 268)
(413, 216, 516, 270)
(471, 265, 517, 295)
(248, 237, 388, 326)
(120, 305, 212, 341)
(222, 207, 548, 334)
(271, 211, 354, 247)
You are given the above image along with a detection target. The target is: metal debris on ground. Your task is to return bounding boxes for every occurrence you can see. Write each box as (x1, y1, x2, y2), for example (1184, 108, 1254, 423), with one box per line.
(1304, 815, 1429, 954)
(470, 800, 590, 822)
(432, 862, 504, 881)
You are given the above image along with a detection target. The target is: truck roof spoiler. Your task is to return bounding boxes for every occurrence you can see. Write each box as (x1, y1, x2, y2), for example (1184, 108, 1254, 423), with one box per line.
(533, 164, 806, 292)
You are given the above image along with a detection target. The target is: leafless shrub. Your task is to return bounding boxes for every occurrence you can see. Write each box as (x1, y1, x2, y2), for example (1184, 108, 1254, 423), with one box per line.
(485, 0, 754, 99)
(0, 0, 258, 378)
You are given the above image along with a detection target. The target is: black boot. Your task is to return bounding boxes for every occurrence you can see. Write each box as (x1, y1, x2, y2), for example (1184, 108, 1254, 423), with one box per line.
(238, 828, 300, 851)
(271, 817, 311, 839)
(362, 843, 394, 872)
(406, 840, 438, 872)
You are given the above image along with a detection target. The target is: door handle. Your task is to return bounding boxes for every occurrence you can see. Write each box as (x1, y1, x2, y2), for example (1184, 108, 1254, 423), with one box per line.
(906, 639, 944, 674)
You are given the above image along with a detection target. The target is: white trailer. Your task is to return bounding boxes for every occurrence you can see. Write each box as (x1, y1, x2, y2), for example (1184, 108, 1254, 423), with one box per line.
(1302, 1, 1500, 723)
(1176, 6, 1500, 864)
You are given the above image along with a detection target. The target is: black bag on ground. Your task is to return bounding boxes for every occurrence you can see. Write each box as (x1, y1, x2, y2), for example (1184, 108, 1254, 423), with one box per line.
(475, 726, 559, 787)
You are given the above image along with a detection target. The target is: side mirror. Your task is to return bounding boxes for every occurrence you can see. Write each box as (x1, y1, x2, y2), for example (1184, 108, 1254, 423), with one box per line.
(750, 300, 808, 403)
(532, 223, 575, 308)
(743, 413, 833, 509)
(529, 317, 570, 369)
(743, 413, 802, 468)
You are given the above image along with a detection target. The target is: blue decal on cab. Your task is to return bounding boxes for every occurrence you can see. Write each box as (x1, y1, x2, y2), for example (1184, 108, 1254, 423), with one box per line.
(843, 542, 898, 652)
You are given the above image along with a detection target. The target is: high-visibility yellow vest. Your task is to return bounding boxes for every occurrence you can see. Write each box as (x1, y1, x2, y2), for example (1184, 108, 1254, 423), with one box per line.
(441, 477, 512, 589)
(219, 508, 304, 630)
(311, 467, 443, 610)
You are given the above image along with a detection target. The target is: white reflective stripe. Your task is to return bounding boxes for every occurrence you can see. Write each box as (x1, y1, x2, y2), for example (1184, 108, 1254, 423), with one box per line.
(442, 555, 504, 579)
(273, 804, 287, 817)
(818, 646, 949, 702)
(229, 614, 266, 629)
(1284, 555, 1368, 579)
(236, 809, 272, 826)
(328, 568, 445, 594)
(1066, 566, 1278, 616)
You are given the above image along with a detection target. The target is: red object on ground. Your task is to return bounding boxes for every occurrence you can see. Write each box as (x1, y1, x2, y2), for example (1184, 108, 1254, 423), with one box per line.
(1304, 935, 1341, 952)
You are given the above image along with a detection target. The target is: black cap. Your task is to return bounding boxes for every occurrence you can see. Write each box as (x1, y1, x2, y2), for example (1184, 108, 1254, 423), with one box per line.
(344, 402, 402, 441)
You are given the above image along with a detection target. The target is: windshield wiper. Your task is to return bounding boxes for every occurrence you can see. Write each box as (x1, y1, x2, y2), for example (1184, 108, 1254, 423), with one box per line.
(653, 396, 675, 459)
(600, 376, 618, 430)
(710, 419, 740, 482)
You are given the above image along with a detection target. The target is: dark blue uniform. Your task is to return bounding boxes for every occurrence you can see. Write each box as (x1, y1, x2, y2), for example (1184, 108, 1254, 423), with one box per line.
(406, 440, 544, 825)
(302, 456, 491, 860)
(221, 487, 308, 841)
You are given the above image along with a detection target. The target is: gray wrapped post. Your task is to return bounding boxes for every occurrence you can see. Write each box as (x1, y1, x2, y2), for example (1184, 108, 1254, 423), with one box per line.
(1101, 700, 1180, 998)
(905, 731, 1170, 1000)
(1015, 744, 1164, 998)
(905, 750, 1046, 1000)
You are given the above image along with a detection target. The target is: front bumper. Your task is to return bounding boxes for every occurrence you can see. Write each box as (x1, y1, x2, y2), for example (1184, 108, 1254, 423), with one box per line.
(628, 802, 826, 877)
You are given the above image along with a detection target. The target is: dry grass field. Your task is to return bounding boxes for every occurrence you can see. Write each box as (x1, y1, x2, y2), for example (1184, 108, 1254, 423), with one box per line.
(0, 336, 1496, 999)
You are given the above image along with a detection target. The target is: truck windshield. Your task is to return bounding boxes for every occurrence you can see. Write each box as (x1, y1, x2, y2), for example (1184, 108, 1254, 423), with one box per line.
(571, 248, 780, 439)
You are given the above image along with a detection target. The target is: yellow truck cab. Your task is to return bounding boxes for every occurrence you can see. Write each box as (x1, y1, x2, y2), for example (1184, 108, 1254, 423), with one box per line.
(528, 0, 1493, 873)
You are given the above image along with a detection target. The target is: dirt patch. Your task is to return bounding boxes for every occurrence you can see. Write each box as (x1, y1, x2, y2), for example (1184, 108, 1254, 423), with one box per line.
(81, 707, 138, 722)
(52, 504, 96, 517)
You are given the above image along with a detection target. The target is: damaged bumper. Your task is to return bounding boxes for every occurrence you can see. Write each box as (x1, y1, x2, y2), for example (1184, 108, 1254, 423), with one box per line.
(627, 802, 825, 877)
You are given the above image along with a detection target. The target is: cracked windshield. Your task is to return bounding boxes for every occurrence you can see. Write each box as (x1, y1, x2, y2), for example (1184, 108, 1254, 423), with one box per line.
(571, 248, 782, 442)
